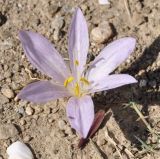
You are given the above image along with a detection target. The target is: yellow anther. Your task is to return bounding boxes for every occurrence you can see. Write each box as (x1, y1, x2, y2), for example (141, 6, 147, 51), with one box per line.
(74, 83, 80, 97)
(75, 60, 79, 66)
(64, 76, 74, 87)
(80, 78, 90, 85)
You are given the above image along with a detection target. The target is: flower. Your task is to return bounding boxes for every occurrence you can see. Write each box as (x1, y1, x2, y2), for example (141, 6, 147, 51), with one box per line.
(7, 141, 33, 159)
(18, 8, 137, 138)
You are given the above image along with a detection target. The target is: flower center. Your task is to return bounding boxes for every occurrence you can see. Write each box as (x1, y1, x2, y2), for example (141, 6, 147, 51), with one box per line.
(64, 76, 90, 97)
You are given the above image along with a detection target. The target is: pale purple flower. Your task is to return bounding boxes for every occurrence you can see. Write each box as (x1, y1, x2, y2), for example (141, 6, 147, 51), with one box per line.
(18, 8, 137, 138)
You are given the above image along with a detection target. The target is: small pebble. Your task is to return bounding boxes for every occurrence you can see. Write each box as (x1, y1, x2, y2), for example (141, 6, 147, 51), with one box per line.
(58, 120, 66, 130)
(138, 69, 145, 76)
(57, 130, 65, 137)
(23, 135, 31, 142)
(0, 93, 9, 105)
(91, 21, 113, 44)
(44, 107, 51, 114)
(1, 87, 14, 99)
(47, 5, 59, 17)
(19, 119, 26, 126)
(25, 106, 34, 115)
(35, 107, 43, 114)
(65, 127, 73, 136)
(48, 118, 54, 123)
(17, 107, 25, 115)
(0, 124, 18, 139)
(139, 79, 147, 87)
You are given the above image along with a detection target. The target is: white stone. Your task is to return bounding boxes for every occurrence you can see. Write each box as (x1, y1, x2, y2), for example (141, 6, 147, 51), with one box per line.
(98, 0, 110, 5)
(25, 106, 34, 115)
(7, 141, 33, 159)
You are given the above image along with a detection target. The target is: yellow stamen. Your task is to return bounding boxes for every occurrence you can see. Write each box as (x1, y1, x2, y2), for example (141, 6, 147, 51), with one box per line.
(80, 77, 90, 85)
(64, 76, 74, 87)
(74, 83, 80, 97)
(75, 60, 79, 66)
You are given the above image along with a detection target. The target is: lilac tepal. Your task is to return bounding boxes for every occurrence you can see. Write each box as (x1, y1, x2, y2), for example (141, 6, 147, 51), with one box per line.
(18, 8, 137, 138)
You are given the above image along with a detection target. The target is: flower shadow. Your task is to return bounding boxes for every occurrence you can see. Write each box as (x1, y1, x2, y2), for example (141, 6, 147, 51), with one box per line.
(93, 36, 160, 148)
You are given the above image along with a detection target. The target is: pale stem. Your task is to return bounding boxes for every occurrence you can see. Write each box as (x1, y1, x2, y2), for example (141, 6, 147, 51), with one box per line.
(130, 102, 154, 134)
(105, 128, 123, 159)
(123, 0, 132, 25)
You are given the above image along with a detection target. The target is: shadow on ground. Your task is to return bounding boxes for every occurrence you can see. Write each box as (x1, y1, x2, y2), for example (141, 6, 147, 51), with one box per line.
(94, 36, 160, 149)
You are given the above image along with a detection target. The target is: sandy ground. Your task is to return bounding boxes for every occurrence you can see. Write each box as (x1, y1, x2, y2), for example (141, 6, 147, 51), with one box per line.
(0, 0, 160, 158)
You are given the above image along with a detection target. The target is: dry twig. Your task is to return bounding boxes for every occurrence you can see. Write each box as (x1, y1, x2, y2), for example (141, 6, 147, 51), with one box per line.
(105, 128, 123, 159)
(123, 0, 132, 25)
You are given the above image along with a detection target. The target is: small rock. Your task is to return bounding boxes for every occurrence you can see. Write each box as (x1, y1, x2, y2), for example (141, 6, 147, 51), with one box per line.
(44, 106, 51, 114)
(32, 115, 39, 120)
(135, 1, 142, 12)
(0, 93, 9, 105)
(1, 87, 14, 99)
(91, 21, 113, 44)
(23, 135, 31, 142)
(47, 5, 59, 17)
(81, 4, 88, 12)
(19, 119, 26, 126)
(0, 124, 18, 139)
(25, 106, 34, 115)
(58, 120, 66, 130)
(51, 15, 64, 31)
(35, 107, 43, 114)
(51, 15, 64, 41)
(57, 130, 65, 137)
(17, 107, 25, 115)
(53, 29, 60, 41)
(4, 71, 11, 78)
(65, 127, 73, 136)
(52, 106, 59, 114)
(139, 79, 147, 87)
(138, 69, 145, 76)
(48, 118, 54, 123)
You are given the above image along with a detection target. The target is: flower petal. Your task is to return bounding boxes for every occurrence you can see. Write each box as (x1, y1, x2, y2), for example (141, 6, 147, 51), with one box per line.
(7, 141, 33, 159)
(19, 31, 70, 83)
(68, 8, 89, 80)
(90, 74, 137, 93)
(78, 110, 105, 148)
(18, 81, 70, 103)
(66, 95, 94, 138)
(87, 37, 136, 82)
